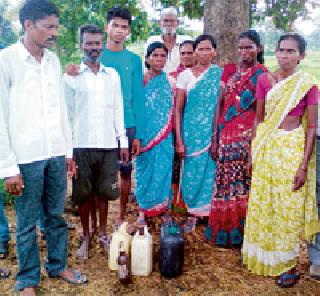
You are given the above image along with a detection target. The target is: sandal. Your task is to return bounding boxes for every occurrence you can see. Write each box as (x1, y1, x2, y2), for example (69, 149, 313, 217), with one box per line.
(98, 235, 110, 254)
(310, 264, 320, 281)
(75, 240, 89, 260)
(67, 221, 77, 230)
(50, 268, 87, 284)
(276, 271, 300, 288)
(0, 267, 10, 278)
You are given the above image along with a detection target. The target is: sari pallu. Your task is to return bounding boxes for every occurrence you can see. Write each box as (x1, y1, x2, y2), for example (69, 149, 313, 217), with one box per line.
(242, 71, 320, 276)
(181, 65, 222, 216)
(135, 72, 174, 217)
(205, 64, 267, 246)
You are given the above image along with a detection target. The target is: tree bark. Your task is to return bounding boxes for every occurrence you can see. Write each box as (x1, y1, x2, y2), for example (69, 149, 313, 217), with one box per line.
(204, 0, 249, 66)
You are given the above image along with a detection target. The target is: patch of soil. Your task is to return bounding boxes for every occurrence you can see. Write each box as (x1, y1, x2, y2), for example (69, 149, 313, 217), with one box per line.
(1, 195, 320, 295)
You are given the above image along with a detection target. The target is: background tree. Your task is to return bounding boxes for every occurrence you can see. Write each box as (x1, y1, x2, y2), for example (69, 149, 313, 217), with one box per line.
(51, 0, 149, 65)
(204, 0, 320, 64)
(264, 0, 320, 31)
(204, 0, 249, 65)
(0, 0, 17, 47)
(157, 0, 319, 65)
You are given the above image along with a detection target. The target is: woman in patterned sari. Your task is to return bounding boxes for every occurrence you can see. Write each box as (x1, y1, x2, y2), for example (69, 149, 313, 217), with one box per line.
(175, 35, 222, 218)
(205, 30, 267, 246)
(135, 42, 174, 217)
(242, 33, 320, 288)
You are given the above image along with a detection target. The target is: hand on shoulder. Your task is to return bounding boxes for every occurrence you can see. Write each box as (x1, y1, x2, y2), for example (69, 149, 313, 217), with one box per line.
(65, 64, 80, 77)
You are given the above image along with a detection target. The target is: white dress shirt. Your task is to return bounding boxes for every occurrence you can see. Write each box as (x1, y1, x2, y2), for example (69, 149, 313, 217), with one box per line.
(64, 63, 128, 149)
(144, 34, 192, 73)
(0, 41, 72, 178)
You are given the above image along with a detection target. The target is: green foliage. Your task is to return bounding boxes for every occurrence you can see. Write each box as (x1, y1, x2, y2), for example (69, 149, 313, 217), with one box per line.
(155, 0, 257, 20)
(157, 0, 203, 19)
(264, 0, 320, 31)
(157, 0, 319, 31)
(0, 179, 13, 206)
(51, 0, 149, 65)
(0, 0, 18, 47)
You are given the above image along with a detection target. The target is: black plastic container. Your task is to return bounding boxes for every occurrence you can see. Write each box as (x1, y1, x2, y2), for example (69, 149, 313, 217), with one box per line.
(159, 220, 184, 278)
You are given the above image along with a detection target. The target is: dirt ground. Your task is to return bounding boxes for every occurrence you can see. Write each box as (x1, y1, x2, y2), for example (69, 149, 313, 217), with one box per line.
(1, 196, 320, 296)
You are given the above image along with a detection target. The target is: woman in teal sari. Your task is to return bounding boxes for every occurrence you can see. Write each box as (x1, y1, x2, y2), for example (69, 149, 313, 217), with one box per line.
(135, 42, 174, 217)
(175, 35, 222, 218)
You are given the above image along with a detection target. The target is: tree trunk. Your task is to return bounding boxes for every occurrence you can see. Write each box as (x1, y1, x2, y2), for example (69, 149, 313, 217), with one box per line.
(204, 0, 249, 66)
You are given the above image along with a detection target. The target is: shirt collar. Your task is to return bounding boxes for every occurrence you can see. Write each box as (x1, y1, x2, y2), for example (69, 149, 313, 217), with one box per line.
(16, 39, 51, 63)
(160, 34, 183, 46)
(79, 61, 108, 74)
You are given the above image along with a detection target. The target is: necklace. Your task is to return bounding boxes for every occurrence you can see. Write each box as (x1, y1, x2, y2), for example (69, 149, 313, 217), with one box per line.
(192, 64, 210, 77)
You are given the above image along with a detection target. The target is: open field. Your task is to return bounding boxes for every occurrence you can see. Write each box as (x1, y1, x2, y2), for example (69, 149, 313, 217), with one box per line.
(265, 51, 320, 80)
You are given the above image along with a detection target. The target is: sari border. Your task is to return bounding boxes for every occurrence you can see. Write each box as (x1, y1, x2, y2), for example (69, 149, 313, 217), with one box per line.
(187, 204, 211, 217)
(183, 65, 222, 156)
(140, 95, 174, 153)
(252, 71, 319, 161)
(185, 143, 211, 157)
(139, 197, 169, 217)
(219, 63, 268, 128)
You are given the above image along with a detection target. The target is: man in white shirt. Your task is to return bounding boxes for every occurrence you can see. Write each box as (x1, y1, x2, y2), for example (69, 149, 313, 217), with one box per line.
(145, 7, 192, 73)
(0, 1, 86, 294)
(64, 24, 129, 259)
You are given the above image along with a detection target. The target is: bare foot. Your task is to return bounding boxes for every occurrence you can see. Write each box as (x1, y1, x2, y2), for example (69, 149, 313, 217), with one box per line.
(20, 287, 36, 296)
(59, 268, 87, 284)
(98, 234, 110, 254)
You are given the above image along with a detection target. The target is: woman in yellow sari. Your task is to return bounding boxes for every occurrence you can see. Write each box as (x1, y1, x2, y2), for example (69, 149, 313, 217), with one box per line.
(242, 33, 320, 288)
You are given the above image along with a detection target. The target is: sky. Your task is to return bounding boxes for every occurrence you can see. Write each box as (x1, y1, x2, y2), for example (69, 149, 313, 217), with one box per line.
(7, 0, 320, 35)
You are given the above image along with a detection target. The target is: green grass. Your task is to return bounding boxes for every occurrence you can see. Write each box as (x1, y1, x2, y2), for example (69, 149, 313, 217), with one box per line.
(0, 179, 13, 205)
(265, 50, 320, 80)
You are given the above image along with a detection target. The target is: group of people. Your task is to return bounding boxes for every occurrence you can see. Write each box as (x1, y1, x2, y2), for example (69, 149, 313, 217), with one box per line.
(0, 1, 319, 295)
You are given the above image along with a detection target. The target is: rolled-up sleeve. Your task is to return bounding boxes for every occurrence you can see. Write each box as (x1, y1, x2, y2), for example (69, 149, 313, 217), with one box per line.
(0, 59, 20, 178)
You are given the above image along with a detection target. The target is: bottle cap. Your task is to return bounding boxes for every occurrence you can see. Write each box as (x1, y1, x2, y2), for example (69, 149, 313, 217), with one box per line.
(168, 226, 178, 235)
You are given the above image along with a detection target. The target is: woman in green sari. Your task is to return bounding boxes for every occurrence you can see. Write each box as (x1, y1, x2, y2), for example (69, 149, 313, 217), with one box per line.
(135, 42, 174, 217)
(175, 35, 222, 218)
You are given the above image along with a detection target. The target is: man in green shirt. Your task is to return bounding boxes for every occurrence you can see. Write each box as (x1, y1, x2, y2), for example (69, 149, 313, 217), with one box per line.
(102, 8, 144, 223)
(66, 7, 145, 223)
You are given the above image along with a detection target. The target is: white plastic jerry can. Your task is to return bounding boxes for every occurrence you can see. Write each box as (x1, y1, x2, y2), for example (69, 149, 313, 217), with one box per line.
(131, 225, 153, 276)
(108, 222, 132, 271)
